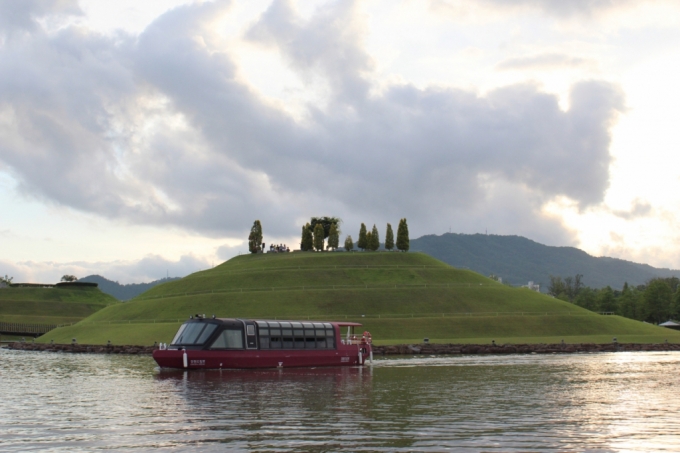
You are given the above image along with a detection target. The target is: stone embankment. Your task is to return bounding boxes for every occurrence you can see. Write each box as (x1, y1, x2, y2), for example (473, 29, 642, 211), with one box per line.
(5, 341, 680, 355)
(6, 342, 155, 354)
(372, 342, 680, 355)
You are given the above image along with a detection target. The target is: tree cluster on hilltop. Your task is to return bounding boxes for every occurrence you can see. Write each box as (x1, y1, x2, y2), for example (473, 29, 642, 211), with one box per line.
(299, 217, 409, 252)
(548, 274, 680, 324)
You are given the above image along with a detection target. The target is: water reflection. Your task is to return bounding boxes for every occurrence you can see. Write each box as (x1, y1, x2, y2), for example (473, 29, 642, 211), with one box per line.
(1, 349, 680, 452)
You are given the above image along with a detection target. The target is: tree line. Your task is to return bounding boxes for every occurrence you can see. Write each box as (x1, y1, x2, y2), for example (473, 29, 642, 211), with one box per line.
(247, 217, 410, 254)
(548, 274, 680, 324)
(300, 217, 410, 252)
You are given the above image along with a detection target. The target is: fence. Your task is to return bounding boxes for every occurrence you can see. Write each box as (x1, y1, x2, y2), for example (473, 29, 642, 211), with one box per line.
(0, 322, 57, 337)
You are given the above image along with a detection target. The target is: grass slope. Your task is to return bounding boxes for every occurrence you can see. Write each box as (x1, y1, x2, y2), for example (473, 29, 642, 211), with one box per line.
(0, 287, 119, 325)
(38, 252, 680, 345)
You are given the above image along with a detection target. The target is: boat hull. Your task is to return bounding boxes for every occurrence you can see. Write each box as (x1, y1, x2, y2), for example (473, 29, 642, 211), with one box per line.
(153, 347, 369, 369)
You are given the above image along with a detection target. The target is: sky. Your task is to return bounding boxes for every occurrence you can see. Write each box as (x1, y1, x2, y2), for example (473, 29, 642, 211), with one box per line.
(1, 0, 680, 284)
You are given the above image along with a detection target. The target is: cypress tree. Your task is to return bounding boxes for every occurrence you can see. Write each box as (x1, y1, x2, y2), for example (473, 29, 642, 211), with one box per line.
(301, 223, 313, 251)
(344, 235, 354, 251)
(365, 231, 373, 251)
(384, 223, 394, 251)
(357, 223, 368, 251)
(396, 218, 409, 252)
(248, 220, 263, 254)
(369, 224, 380, 251)
(313, 223, 325, 251)
(328, 223, 339, 250)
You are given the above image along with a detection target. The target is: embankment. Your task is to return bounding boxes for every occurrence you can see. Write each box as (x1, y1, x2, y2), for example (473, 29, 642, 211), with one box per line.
(7, 341, 680, 355)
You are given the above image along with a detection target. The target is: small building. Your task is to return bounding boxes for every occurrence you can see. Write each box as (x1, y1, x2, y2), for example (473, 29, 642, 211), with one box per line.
(523, 281, 540, 292)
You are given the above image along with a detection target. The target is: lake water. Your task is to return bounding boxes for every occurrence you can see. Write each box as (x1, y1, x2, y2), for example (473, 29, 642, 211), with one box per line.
(1, 349, 679, 452)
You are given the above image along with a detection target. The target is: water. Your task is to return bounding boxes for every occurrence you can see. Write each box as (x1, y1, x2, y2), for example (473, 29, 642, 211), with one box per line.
(1, 349, 679, 452)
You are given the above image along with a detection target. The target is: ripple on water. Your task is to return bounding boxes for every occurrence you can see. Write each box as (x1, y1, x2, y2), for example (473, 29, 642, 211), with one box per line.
(1, 349, 680, 451)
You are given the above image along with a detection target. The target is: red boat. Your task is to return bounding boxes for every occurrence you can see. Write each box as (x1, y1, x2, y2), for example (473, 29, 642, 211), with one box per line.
(153, 316, 373, 369)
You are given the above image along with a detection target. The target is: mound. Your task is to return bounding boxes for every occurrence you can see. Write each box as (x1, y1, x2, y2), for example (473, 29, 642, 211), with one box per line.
(38, 252, 680, 345)
(0, 286, 119, 325)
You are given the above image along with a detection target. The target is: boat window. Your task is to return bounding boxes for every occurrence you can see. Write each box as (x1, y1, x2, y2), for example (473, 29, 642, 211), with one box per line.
(258, 320, 335, 350)
(255, 321, 268, 327)
(323, 323, 332, 329)
(170, 324, 187, 344)
(210, 329, 244, 349)
(172, 322, 209, 345)
(246, 325, 255, 336)
(196, 324, 218, 344)
(268, 321, 280, 328)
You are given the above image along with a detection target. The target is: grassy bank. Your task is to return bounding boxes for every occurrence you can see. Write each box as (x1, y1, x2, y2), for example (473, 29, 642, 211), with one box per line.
(0, 287, 119, 324)
(37, 252, 680, 345)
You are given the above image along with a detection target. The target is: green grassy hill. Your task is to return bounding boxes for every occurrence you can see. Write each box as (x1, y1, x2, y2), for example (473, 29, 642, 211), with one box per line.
(38, 252, 680, 345)
(0, 286, 119, 325)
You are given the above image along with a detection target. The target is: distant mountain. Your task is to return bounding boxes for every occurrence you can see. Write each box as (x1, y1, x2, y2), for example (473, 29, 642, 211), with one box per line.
(410, 233, 680, 291)
(79, 275, 181, 300)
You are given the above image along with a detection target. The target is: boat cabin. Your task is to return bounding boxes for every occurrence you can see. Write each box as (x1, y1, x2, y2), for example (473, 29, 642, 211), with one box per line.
(167, 317, 352, 351)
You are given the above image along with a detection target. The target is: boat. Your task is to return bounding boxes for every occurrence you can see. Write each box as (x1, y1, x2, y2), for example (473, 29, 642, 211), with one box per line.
(153, 315, 373, 369)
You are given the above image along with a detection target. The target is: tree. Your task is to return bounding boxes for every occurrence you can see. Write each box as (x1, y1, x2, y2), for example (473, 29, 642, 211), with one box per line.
(313, 223, 325, 251)
(248, 220, 263, 254)
(357, 223, 368, 251)
(619, 282, 636, 319)
(597, 286, 617, 313)
(301, 223, 313, 251)
(344, 235, 354, 252)
(309, 217, 341, 240)
(547, 275, 566, 298)
(61, 275, 78, 282)
(328, 223, 339, 250)
(672, 285, 680, 320)
(574, 287, 597, 311)
(0, 275, 13, 286)
(384, 223, 394, 251)
(396, 218, 409, 252)
(368, 224, 380, 251)
(644, 279, 673, 323)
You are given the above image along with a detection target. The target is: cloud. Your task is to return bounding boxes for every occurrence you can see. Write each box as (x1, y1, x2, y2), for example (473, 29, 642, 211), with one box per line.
(216, 243, 244, 261)
(612, 199, 652, 220)
(1, 254, 211, 285)
(496, 53, 595, 71)
(431, 0, 637, 18)
(0, 0, 81, 36)
(0, 0, 624, 248)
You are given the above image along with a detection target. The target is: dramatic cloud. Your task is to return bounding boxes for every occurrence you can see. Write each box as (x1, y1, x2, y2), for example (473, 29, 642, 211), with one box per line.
(0, 0, 624, 246)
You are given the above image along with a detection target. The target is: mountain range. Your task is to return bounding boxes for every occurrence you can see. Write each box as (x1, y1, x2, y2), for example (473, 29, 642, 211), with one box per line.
(82, 233, 680, 299)
(410, 233, 680, 291)
(79, 275, 181, 300)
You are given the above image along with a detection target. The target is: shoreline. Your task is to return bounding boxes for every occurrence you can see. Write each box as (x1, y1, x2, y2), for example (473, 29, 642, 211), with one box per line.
(5, 341, 680, 355)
